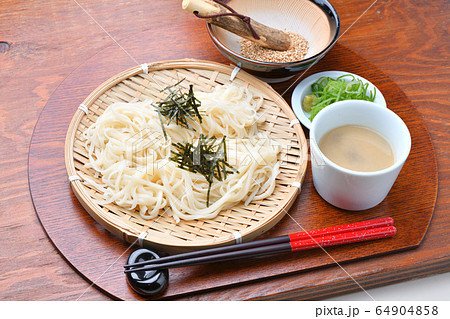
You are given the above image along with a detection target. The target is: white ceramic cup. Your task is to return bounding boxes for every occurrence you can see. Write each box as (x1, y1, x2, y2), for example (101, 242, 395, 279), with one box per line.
(310, 100, 411, 210)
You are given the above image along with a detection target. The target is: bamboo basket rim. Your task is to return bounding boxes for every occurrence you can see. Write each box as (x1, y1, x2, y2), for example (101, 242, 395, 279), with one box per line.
(65, 59, 308, 252)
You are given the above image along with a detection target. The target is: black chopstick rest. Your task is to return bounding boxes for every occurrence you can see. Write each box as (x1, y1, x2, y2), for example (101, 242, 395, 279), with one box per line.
(125, 248, 168, 298)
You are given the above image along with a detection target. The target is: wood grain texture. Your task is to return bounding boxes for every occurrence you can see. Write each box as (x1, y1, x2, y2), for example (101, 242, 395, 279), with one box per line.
(0, 0, 448, 300)
(27, 40, 437, 300)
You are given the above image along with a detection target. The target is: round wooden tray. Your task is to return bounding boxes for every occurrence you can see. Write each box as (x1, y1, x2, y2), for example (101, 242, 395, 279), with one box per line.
(65, 59, 307, 253)
(29, 36, 437, 300)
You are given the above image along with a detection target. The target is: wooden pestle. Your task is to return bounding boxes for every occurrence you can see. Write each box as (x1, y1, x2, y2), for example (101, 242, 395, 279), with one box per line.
(182, 0, 291, 51)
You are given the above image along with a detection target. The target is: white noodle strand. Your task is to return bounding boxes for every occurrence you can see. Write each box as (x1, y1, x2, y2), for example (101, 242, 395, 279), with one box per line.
(82, 84, 280, 222)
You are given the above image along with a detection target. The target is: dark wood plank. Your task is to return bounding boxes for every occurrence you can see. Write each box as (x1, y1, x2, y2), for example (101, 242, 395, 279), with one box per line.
(0, 0, 448, 300)
(28, 32, 437, 299)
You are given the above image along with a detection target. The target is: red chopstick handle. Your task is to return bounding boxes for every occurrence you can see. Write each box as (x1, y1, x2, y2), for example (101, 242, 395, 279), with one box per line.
(290, 226, 397, 252)
(288, 217, 393, 242)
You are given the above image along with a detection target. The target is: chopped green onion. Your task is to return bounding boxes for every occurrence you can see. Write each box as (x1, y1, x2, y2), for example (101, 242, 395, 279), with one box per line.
(305, 74, 377, 121)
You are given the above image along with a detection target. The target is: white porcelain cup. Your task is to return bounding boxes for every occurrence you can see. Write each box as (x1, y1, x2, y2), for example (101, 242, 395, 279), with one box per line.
(310, 100, 411, 210)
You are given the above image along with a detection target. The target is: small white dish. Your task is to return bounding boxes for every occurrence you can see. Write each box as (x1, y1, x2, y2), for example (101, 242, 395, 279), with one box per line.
(291, 71, 387, 129)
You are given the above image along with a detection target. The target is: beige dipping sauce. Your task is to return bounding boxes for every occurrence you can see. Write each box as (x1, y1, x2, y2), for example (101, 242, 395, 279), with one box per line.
(319, 125, 395, 172)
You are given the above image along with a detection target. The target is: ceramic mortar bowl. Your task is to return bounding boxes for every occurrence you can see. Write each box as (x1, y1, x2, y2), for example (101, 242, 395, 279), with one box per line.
(206, 0, 340, 83)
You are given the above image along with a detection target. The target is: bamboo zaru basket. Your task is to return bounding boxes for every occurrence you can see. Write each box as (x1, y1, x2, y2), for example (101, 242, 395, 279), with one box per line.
(65, 59, 307, 253)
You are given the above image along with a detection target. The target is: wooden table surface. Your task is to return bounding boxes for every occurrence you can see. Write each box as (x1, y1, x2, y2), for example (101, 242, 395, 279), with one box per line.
(0, 0, 448, 301)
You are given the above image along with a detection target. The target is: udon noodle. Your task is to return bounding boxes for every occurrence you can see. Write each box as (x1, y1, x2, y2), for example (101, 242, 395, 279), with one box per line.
(81, 83, 281, 222)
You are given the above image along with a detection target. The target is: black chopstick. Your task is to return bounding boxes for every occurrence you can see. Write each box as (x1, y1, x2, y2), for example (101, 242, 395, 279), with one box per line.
(124, 217, 394, 272)
(124, 233, 289, 269)
(124, 226, 397, 273)
(124, 242, 292, 273)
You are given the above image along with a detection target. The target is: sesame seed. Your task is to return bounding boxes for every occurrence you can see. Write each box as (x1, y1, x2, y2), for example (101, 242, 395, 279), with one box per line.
(240, 31, 309, 63)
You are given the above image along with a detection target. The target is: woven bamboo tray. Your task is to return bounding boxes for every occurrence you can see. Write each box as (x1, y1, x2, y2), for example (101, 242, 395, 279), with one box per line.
(65, 59, 307, 253)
